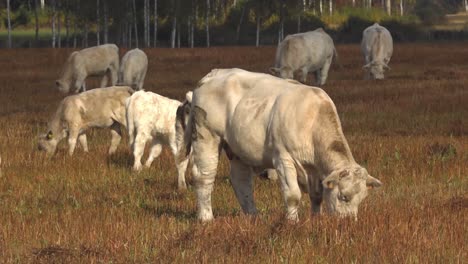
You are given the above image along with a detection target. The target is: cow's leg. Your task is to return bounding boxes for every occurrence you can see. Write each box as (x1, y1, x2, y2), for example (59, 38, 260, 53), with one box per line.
(169, 138, 189, 191)
(315, 70, 322, 86)
(230, 159, 257, 215)
(109, 66, 118, 86)
(191, 107, 221, 222)
(145, 139, 162, 168)
(132, 130, 150, 172)
(108, 123, 122, 155)
(318, 58, 332, 85)
(274, 155, 301, 222)
(75, 78, 84, 93)
(309, 174, 323, 214)
(78, 133, 88, 152)
(301, 68, 308, 84)
(100, 73, 109, 88)
(67, 127, 80, 156)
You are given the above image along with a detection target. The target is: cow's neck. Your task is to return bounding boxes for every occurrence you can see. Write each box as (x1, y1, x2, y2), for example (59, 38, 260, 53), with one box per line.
(315, 138, 356, 176)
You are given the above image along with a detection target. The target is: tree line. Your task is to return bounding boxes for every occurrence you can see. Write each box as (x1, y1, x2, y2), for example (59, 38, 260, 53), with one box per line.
(2, 0, 467, 48)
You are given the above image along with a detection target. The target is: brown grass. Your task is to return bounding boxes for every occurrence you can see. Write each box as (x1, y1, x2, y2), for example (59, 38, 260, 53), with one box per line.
(0, 43, 466, 263)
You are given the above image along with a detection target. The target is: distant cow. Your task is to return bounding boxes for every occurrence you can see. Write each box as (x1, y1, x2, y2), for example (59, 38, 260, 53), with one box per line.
(126, 90, 192, 190)
(38, 86, 134, 156)
(182, 68, 381, 222)
(119, 48, 148, 90)
(270, 28, 337, 85)
(361, 23, 393, 80)
(56, 44, 119, 93)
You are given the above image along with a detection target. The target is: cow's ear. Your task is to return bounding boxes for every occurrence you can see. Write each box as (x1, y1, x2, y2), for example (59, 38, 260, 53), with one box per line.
(323, 171, 338, 189)
(366, 175, 382, 189)
(46, 131, 53, 140)
(269, 67, 280, 75)
(185, 91, 193, 103)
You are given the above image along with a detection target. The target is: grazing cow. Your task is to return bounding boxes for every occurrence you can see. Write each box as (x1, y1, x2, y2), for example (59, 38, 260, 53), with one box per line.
(361, 23, 393, 80)
(182, 68, 382, 222)
(126, 90, 192, 190)
(56, 44, 119, 93)
(119, 48, 148, 90)
(38, 86, 134, 156)
(270, 28, 337, 85)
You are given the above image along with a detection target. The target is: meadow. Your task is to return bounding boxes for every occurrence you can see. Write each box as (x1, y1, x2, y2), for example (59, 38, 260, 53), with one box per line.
(0, 43, 466, 263)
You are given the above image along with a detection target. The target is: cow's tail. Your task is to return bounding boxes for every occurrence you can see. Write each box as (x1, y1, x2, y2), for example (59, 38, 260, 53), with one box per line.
(333, 46, 342, 69)
(125, 96, 136, 148)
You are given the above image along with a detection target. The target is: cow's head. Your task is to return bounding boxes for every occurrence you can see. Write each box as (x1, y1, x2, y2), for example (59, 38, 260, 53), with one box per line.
(55, 80, 70, 94)
(363, 61, 390, 80)
(269, 66, 295, 80)
(322, 166, 382, 218)
(37, 130, 66, 155)
(176, 91, 193, 131)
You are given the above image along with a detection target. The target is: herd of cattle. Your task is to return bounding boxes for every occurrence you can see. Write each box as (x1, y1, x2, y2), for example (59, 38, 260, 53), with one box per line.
(36, 23, 391, 222)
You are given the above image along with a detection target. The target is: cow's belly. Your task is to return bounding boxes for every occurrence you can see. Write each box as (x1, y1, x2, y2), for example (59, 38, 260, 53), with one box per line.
(225, 97, 275, 168)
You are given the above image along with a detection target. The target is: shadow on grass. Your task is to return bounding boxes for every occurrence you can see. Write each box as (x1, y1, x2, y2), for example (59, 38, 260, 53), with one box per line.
(107, 150, 133, 169)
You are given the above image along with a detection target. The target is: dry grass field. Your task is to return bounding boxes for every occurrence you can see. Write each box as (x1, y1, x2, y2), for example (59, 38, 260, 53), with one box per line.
(0, 43, 466, 263)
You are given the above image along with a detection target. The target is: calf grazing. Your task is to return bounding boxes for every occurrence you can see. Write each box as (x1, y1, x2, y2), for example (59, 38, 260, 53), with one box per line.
(119, 48, 148, 90)
(38, 86, 134, 156)
(183, 68, 381, 222)
(270, 28, 337, 85)
(361, 23, 393, 80)
(126, 90, 192, 190)
(56, 44, 119, 93)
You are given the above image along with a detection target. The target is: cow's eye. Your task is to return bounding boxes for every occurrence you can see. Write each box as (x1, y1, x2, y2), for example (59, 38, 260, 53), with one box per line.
(338, 193, 350, 202)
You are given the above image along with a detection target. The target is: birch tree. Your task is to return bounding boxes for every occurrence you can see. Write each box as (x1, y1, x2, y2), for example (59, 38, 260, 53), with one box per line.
(154, 0, 158, 47)
(34, 0, 39, 44)
(97, 0, 100, 45)
(6, 0, 12, 48)
(51, 0, 57, 48)
(132, 0, 139, 48)
(206, 0, 211, 47)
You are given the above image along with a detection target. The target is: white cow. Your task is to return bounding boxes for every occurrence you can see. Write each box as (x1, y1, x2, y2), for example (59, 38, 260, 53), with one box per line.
(361, 23, 393, 80)
(56, 44, 119, 93)
(38, 86, 134, 156)
(119, 48, 148, 90)
(126, 90, 192, 190)
(182, 68, 382, 222)
(270, 28, 337, 85)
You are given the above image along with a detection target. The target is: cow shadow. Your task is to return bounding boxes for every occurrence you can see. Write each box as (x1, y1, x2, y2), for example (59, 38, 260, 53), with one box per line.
(107, 150, 133, 169)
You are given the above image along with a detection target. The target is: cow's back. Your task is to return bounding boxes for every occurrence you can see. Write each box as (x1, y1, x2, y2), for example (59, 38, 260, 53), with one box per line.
(361, 24, 393, 62)
(70, 86, 132, 127)
(277, 29, 335, 71)
(76, 44, 119, 74)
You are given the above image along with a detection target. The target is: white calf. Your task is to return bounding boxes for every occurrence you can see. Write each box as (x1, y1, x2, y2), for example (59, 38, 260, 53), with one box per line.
(126, 90, 192, 190)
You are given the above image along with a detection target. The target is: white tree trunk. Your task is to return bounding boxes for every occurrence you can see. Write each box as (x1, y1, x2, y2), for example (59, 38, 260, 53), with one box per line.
(255, 16, 260, 47)
(132, 0, 138, 48)
(352, 0, 356, 7)
(465, 0, 468, 12)
(319, 0, 323, 15)
(97, 0, 100, 45)
(329, 0, 332, 15)
(143, 0, 148, 47)
(34, 0, 39, 43)
(400, 0, 403, 16)
(40, 0, 44, 9)
(385, 0, 391, 15)
(6, 0, 12, 48)
(206, 0, 210, 47)
(104, 0, 108, 43)
(57, 1, 61, 48)
(154, 0, 158, 47)
(171, 16, 177, 48)
(52, 0, 56, 48)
